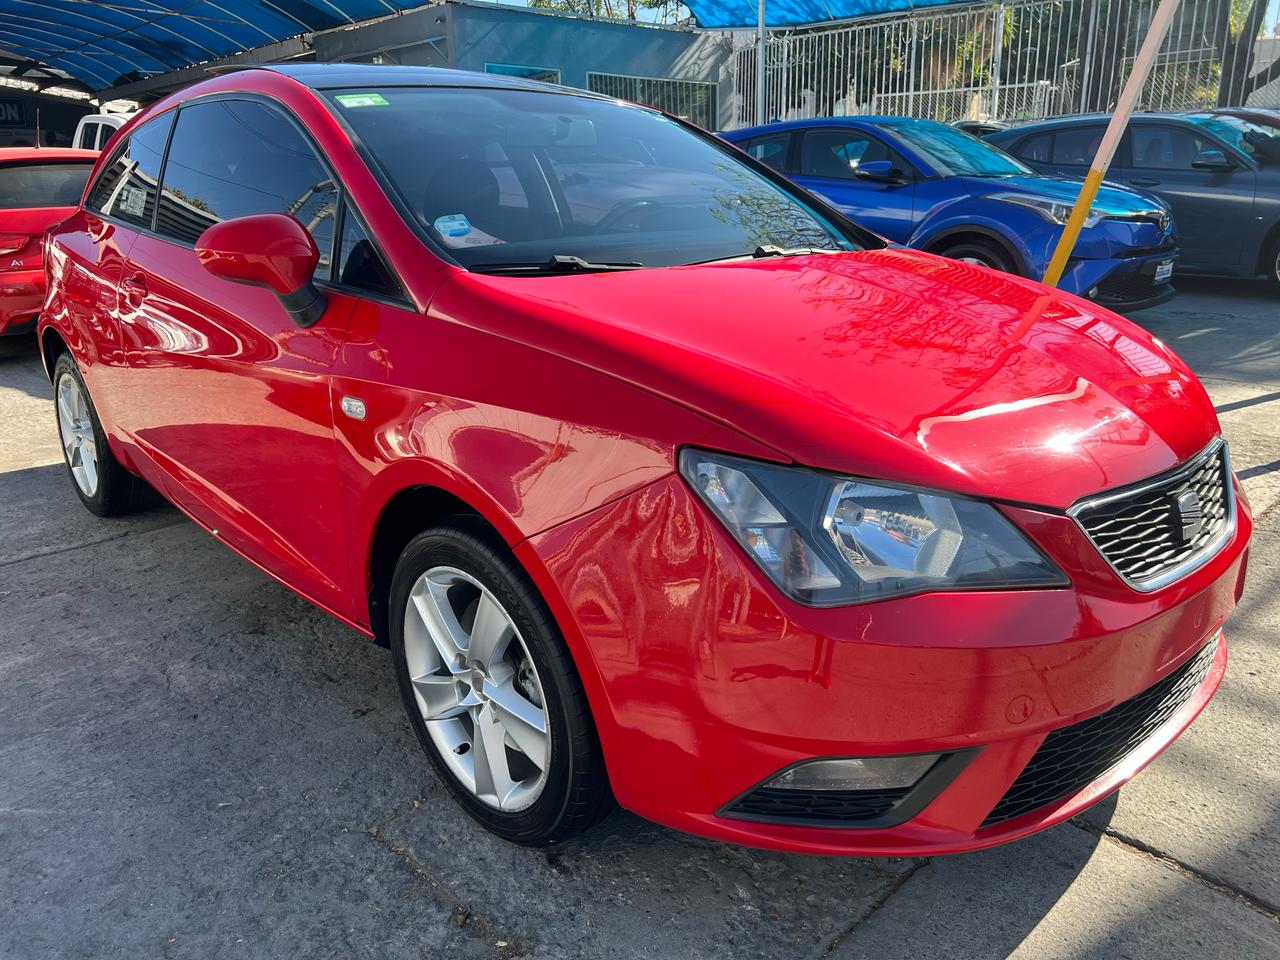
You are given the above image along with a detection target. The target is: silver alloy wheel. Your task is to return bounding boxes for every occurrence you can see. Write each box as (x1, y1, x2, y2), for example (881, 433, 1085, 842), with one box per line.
(56, 372, 99, 497)
(403, 566, 550, 812)
(957, 255, 989, 266)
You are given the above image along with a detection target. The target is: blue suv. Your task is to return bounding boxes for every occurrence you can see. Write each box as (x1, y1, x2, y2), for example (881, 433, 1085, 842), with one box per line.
(722, 117, 1178, 311)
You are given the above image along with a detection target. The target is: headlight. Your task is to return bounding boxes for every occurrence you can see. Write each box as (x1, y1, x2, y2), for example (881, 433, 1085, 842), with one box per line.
(680, 449, 1067, 606)
(989, 192, 1105, 228)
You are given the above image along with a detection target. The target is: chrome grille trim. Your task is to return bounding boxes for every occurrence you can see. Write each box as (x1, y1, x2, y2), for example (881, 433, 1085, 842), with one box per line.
(1068, 439, 1236, 593)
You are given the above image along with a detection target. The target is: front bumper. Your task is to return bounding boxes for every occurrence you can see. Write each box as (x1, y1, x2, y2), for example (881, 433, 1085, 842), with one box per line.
(523, 472, 1250, 856)
(1061, 248, 1178, 313)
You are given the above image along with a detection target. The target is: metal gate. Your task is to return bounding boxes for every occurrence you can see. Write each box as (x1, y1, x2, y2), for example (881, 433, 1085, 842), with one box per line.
(728, 0, 1280, 128)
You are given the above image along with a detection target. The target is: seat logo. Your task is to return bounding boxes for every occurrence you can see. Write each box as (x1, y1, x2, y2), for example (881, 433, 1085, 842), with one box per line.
(1175, 490, 1204, 542)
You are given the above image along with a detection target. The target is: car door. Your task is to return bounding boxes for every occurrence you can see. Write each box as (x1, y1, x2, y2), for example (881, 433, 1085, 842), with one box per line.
(790, 127, 917, 242)
(118, 96, 360, 618)
(1114, 123, 1256, 270)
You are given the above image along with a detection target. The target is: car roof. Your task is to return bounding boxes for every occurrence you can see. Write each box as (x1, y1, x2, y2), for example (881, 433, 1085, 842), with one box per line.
(724, 116, 945, 138)
(0, 147, 99, 163)
(995, 112, 1199, 134)
(249, 63, 604, 100)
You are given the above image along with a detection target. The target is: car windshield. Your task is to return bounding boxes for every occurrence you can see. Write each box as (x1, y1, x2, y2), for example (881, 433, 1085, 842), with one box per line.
(1186, 113, 1280, 163)
(325, 86, 860, 271)
(878, 120, 1032, 177)
(0, 161, 93, 210)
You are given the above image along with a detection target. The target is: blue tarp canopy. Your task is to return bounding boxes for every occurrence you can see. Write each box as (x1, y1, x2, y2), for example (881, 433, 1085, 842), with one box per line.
(0, 0, 435, 91)
(685, 0, 960, 29)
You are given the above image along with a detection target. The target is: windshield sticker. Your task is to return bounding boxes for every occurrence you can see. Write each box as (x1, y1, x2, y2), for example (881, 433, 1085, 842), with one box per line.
(433, 214, 505, 248)
(335, 93, 389, 108)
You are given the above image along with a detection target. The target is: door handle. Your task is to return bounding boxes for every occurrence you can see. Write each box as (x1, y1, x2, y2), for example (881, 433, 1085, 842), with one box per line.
(1129, 178, 1162, 186)
(121, 274, 147, 307)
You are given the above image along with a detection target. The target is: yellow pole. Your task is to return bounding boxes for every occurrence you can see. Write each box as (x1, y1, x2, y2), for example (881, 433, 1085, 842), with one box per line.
(1042, 0, 1184, 287)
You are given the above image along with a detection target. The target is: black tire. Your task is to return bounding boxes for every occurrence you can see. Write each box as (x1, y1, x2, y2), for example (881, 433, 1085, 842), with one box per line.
(937, 238, 1018, 274)
(1265, 237, 1280, 292)
(52, 352, 148, 517)
(390, 518, 613, 845)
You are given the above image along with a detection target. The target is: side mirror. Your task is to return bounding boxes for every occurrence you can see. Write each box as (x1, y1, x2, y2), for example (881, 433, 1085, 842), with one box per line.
(855, 159, 908, 183)
(195, 213, 327, 328)
(1190, 148, 1236, 172)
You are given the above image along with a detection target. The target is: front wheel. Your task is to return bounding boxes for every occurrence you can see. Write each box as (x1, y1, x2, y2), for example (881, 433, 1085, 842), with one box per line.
(1265, 237, 1280, 292)
(936, 238, 1017, 274)
(390, 520, 612, 845)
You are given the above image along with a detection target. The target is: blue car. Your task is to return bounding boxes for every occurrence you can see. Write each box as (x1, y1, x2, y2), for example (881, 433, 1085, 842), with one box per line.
(722, 117, 1178, 311)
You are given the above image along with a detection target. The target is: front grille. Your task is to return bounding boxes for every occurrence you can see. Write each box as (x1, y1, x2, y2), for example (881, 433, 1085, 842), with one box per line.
(1095, 270, 1162, 303)
(726, 786, 908, 824)
(982, 635, 1218, 828)
(1071, 440, 1233, 590)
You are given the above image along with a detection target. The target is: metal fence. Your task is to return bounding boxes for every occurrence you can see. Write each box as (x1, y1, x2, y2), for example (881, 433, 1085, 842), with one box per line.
(728, 0, 1280, 128)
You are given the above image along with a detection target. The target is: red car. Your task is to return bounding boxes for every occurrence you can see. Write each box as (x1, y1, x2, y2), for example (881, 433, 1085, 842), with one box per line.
(0, 147, 97, 338)
(40, 66, 1250, 855)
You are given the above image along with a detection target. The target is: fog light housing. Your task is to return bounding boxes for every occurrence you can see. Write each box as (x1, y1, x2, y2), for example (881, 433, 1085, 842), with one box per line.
(721, 751, 977, 828)
(766, 755, 940, 791)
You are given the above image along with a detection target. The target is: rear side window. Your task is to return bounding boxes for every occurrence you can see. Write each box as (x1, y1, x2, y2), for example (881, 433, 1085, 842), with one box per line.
(156, 99, 336, 264)
(86, 111, 175, 229)
(1050, 126, 1104, 165)
(0, 162, 93, 209)
(1014, 133, 1052, 163)
(739, 132, 791, 172)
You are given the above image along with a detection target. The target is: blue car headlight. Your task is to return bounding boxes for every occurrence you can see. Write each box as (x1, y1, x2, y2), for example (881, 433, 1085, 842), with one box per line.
(989, 192, 1106, 229)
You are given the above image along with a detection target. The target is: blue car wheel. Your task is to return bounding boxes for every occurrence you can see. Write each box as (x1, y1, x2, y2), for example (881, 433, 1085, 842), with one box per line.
(934, 237, 1016, 273)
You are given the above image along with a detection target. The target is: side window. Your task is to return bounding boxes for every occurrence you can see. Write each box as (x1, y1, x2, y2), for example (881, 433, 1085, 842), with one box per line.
(335, 203, 399, 298)
(799, 129, 897, 179)
(741, 133, 791, 172)
(156, 99, 337, 268)
(1015, 133, 1052, 163)
(1129, 125, 1215, 169)
(1050, 125, 1105, 165)
(85, 111, 175, 229)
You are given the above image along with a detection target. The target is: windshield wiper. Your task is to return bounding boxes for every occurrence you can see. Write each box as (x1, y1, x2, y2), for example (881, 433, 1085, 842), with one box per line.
(470, 255, 644, 276)
(690, 245, 842, 266)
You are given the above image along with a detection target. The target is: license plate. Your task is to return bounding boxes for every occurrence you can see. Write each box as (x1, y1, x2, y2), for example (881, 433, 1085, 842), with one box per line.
(1155, 260, 1173, 283)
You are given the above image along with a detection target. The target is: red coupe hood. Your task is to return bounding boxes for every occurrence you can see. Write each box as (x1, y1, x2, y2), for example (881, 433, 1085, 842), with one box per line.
(437, 248, 1218, 509)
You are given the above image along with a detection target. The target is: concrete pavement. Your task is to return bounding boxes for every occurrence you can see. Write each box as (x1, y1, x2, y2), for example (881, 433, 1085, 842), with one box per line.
(1, 278, 1277, 959)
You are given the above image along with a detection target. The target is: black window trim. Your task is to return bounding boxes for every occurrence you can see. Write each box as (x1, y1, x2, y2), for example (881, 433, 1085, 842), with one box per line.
(85, 92, 411, 310)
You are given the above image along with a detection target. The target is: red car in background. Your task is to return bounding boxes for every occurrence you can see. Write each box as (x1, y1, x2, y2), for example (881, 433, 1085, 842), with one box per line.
(0, 147, 97, 338)
(39, 66, 1249, 855)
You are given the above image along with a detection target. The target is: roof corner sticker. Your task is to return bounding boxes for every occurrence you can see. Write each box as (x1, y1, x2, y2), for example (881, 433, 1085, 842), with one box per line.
(335, 92, 389, 108)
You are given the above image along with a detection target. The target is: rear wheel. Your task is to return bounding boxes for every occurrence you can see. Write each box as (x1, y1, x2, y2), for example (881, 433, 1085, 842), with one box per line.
(1265, 236, 1280, 292)
(937, 238, 1017, 274)
(52, 352, 147, 516)
(390, 520, 612, 845)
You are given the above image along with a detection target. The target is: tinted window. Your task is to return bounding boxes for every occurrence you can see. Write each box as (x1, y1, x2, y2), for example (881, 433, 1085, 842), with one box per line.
(86, 111, 175, 229)
(1015, 133, 1052, 163)
(1129, 125, 1216, 169)
(74, 122, 97, 150)
(157, 99, 336, 265)
(740, 132, 791, 172)
(1049, 126, 1104, 164)
(799, 129, 899, 179)
(335, 203, 398, 297)
(874, 120, 1029, 176)
(326, 87, 860, 271)
(0, 161, 93, 209)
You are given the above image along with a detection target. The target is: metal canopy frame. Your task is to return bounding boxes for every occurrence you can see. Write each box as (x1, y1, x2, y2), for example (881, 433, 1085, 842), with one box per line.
(0, 0, 434, 91)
